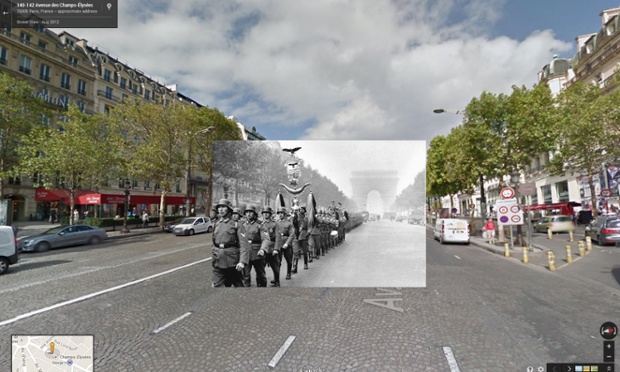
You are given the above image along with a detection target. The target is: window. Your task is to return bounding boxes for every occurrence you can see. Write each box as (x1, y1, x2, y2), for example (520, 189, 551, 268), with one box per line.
(77, 79, 86, 95)
(61, 72, 71, 89)
(143, 181, 150, 190)
(39, 63, 50, 81)
(8, 176, 21, 185)
(120, 77, 127, 89)
(105, 86, 113, 99)
(132, 83, 137, 94)
(175, 181, 181, 193)
(39, 114, 49, 127)
(19, 32, 31, 45)
(38, 40, 46, 49)
(68, 55, 78, 66)
(34, 24, 45, 33)
(59, 93, 70, 108)
(144, 89, 150, 100)
(155, 183, 162, 190)
(103, 69, 111, 81)
(132, 180, 138, 188)
(19, 55, 32, 75)
(65, 38, 74, 47)
(77, 101, 85, 112)
(32, 172, 43, 186)
(0, 46, 6, 65)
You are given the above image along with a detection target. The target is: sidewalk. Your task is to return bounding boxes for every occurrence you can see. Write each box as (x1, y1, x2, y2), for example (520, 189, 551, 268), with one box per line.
(429, 224, 596, 271)
(10, 220, 164, 240)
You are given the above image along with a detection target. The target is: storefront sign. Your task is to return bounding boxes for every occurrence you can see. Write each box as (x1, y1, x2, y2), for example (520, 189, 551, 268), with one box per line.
(32, 91, 68, 110)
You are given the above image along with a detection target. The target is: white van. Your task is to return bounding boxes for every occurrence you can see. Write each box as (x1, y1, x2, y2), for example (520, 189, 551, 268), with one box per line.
(434, 219, 470, 245)
(0, 226, 19, 275)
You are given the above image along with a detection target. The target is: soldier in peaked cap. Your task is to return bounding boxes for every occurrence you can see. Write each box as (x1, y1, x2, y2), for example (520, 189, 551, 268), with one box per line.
(260, 206, 279, 287)
(242, 204, 269, 287)
(211, 199, 248, 287)
(292, 204, 310, 272)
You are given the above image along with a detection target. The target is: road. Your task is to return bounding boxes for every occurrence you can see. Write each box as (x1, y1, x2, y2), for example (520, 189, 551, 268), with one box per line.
(267, 220, 426, 287)
(0, 225, 617, 371)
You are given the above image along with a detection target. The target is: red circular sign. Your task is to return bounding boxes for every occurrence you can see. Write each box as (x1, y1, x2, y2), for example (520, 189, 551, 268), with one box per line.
(498, 206, 509, 214)
(601, 189, 612, 198)
(510, 205, 520, 213)
(500, 187, 515, 199)
(511, 215, 521, 223)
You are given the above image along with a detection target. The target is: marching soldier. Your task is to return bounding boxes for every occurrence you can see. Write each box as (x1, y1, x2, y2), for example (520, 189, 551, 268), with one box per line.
(211, 199, 248, 287)
(242, 204, 269, 287)
(309, 210, 321, 260)
(260, 206, 279, 287)
(232, 207, 243, 223)
(274, 207, 295, 280)
(292, 204, 309, 272)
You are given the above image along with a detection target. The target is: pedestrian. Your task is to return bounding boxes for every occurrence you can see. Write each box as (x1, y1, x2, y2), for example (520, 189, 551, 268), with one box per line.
(211, 199, 248, 287)
(242, 204, 268, 287)
(275, 207, 295, 280)
(73, 209, 79, 224)
(142, 211, 149, 228)
(484, 218, 496, 244)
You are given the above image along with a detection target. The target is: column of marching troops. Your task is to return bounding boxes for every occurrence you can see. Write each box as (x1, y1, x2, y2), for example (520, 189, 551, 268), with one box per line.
(210, 198, 364, 287)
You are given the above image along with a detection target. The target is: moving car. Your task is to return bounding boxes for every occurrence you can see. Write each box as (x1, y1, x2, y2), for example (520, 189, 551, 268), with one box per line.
(434, 218, 470, 244)
(585, 215, 620, 246)
(19, 225, 108, 252)
(0, 226, 19, 275)
(173, 217, 213, 236)
(533, 215, 575, 233)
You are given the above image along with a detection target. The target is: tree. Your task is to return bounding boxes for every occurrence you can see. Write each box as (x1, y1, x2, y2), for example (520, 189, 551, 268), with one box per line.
(16, 105, 120, 224)
(0, 72, 50, 198)
(548, 80, 620, 217)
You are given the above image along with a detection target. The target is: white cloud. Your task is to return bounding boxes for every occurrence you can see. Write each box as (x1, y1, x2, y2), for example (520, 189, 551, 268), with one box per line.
(62, 0, 572, 142)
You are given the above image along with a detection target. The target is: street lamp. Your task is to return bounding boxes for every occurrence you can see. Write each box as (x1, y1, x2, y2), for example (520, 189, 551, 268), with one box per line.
(186, 126, 215, 216)
(122, 180, 131, 233)
(433, 108, 461, 115)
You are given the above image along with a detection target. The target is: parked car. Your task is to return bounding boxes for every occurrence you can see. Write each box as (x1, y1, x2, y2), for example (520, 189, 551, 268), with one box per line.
(434, 218, 470, 244)
(19, 225, 108, 252)
(0, 226, 19, 275)
(585, 216, 620, 246)
(533, 215, 575, 233)
(164, 217, 186, 233)
(173, 217, 213, 236)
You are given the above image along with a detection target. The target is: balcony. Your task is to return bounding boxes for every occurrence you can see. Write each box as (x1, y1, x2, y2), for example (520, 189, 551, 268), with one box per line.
(39, 75, 50, 82)
(97, 89, 121, 102)
(18, 66, 31, 75)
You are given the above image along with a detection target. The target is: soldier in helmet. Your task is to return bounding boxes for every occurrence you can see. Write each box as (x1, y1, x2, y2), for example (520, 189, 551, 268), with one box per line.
(292, 204, 310, 272)
(232, 207, 243, 223)
(242, 204, 269, 287)
(260, 206, 279, 287)
(211, 199, 248, 287)
(274, 207, 295, 280)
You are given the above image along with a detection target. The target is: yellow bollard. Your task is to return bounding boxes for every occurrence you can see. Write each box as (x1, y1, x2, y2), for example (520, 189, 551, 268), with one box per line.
(585, 236, 592, 251)
(565, 245, 573, 263)
(522, 246, 528, 264)
(568, 230, 573, 242)
(578, 243, 585, 257)
(547, 251, 556, 271)
(547, 228, 552, 240)
(504, 243, 510, 257)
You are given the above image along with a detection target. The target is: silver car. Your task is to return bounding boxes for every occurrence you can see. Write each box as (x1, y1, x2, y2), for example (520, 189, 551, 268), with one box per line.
(173, 217, 213, 236)
(19, 225, 108, 252)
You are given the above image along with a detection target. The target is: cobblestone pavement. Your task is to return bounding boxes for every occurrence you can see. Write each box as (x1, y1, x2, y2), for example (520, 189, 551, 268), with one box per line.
(1, 225, 618, 371)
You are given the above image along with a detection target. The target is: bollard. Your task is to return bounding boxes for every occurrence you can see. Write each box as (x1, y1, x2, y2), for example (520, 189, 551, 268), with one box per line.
(547, 251, 556, 271)
(504, 243, 510, 257)
(565, 245, 573, 263)
(547, 228, 552, 240)
(585, 236, 592, 251)
(568, 230, 573, 242)
(578, 243, 585, 257)
(522, 246, 528, 264)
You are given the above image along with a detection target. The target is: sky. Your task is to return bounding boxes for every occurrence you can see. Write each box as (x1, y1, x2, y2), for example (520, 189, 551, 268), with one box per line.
(278, 140, 426, 198)
(57, 1, 620, 143)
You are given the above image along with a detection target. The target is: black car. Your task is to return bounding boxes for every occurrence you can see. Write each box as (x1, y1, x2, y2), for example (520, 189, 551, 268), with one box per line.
(164, 218, 185, 233)
(585, 215, 620, 246)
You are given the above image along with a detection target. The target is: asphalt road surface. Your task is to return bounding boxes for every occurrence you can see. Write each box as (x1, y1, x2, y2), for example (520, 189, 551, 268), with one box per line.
(1, 226, 617, 371)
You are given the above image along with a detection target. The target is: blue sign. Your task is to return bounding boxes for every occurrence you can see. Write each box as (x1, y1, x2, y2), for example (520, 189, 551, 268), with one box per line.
(499, 216, 509, 223)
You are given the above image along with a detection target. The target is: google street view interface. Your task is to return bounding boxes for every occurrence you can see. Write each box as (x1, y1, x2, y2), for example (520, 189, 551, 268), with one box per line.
(0, 0, 618, 371)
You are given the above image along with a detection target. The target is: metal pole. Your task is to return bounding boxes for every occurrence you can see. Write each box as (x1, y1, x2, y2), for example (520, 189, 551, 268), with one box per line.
(185, 140, 191, 217)
(528, 199, 533, 252)
(510, 225, 514, 250)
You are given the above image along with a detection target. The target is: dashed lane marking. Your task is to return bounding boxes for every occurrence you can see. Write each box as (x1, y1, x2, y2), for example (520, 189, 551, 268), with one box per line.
(454, 255, 461, 260)
(443, 346, 461, 372)
(153, 312, 193, 334)
(268, 335, 296, 368)
(0, 258, 211, 327)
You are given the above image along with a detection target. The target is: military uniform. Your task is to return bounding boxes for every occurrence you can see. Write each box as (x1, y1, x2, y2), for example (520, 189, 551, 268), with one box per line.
(260, 207, 279, 287)
(292, 206, 309, 272)
(212, 199, 248, 287)
(242, 205, 269, 287)
(309, 214, 321, 260)
(274, 207, 295, 280)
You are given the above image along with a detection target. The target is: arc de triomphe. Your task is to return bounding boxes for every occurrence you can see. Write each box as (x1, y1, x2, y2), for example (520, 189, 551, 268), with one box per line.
(350, 170, 399, 212)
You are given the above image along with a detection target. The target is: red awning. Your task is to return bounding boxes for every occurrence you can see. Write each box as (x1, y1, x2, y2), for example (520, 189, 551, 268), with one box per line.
(36, 188, 194, 205)
(35, 188, 90, 203)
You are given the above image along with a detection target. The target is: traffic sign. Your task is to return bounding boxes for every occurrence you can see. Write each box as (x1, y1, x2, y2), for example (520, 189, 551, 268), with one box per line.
(495, 199, 523, 225)
(601, 189, 613, 198)
(500, 187, 515, 199)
